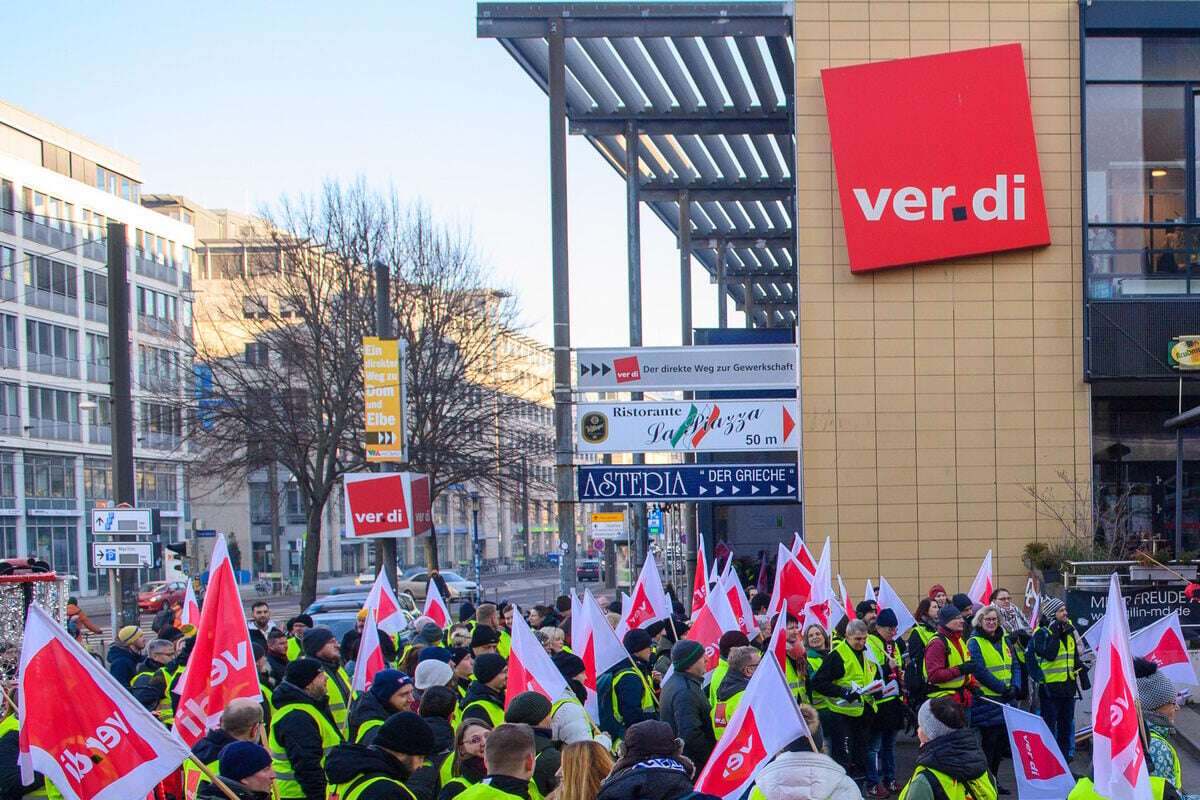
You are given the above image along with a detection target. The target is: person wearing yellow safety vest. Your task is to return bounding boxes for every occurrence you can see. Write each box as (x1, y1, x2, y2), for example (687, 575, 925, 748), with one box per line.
(549, 652, 611, 747)
(129, 638, 178, 727)
(898, 697, 998, 800)
(196, 741, 276, 800)
(1136, 657, 1195, 798)
(440, 719, 492, 799)
(453, 723, 537, 800)
(607, 629, 659, 740)
(497, 604, 515, 659)
(183, 698, 263, 800)
(251, 643, 274, 730)
(324, 712, 440, 800)
(922, 604, 980, 708)
(264, 628, 289, 686)
(804, 623, 837, 738)
(712, 645, 760, 738)
(283, 614, 312, 662)
(1069, 776, 1180, 800)
(966, 604, 1022, 796)
(474, 605, 501, 644)
(450, 647, 475, 703)
(267, 657, 344, 799)
(775, 613, 804, 702)
(302, 627, 354, 738)
(809, 619, 880, 781)
(707, 630, 751, 712)
(864, 609, 906, 798)
(460, 653, 508, 728)
(348, 669, 415, 744)
(1030, 596, 1089, 762)
(0, 712, 62, 798)
(505, 691, 563, 798)
(471, 624, 502, 659)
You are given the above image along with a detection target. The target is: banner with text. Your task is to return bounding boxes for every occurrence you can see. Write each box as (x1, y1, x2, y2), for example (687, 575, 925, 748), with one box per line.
(575, 344, 796, 392)
(363, 337, 407, 462)
(576, 399, 797, 454)
(578, 463, 798, 503)
(343, 471, 432, 538)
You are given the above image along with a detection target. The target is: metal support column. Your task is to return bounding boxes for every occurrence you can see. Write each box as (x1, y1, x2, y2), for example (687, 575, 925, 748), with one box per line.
(626, 120, 647, 568)
(549, 21, 577, 595)
(107, 222, 138, 626)
(679, 192, 697, 593)
(716, 244, 727, 329)
(374, 262, 398, 591)
(744, 281, 756, 329)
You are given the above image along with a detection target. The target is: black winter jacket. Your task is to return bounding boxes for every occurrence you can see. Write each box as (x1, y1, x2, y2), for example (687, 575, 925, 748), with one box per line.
(270, 681, 341, 800)
(197, 777, 270, 800)
(191, 728, 237, 765)
(658, 671, 716, 771)
(107, 643, 141, 687)
(348, 689, 391, 744)
(459, 682, 505, 724)
(610, 657, 657, 730)
(424, 716, 454, 757)
(0, 724, 46, 799)
(596, 757, 720, 800)
(325, 742, 438, 800)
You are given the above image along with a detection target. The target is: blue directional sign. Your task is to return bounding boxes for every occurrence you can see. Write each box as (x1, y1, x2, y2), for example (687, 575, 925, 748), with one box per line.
(647, 508, 663, 534)
(577, 463, 798, 504)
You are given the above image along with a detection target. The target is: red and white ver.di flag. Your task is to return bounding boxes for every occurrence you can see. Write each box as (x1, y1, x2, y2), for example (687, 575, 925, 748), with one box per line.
(1001, 704, 1076, 800)
(174, 534, 262, 747)
(619, 552, 672, 636)
(967, 550, 994, 606)
(1092, 573, 1153, 800)
(1130, 612, 1198, 687)
(180, 580, 200, 628)
(767, 601, 789, 676)
(423, 578, 451, 630)
(694, 656, 810, 799)
(19, 604, 191, 800)
(577, 590, 628, 721)
(351, 606, 387, 693)
(686, 578, 742, 672)
(691, 543, 710, 621)
(364, 571, 407, 637)
(719, 561, 756, 635)
(876, 576, 917, 638)
(767, 543, 814, 618)
(506, 613, 570, 708)
(790, 533, 817, 574)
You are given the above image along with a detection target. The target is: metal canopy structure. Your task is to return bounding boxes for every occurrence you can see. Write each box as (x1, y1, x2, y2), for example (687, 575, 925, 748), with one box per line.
(478, 2, 796, 327)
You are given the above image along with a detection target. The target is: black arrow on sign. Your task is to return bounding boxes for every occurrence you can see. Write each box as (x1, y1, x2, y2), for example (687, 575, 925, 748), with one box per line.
(601, 364, 611, 376)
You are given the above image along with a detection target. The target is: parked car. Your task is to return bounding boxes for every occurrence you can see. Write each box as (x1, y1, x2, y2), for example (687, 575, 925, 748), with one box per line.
(305, 591, 418, 619)
(576, 559, 602, 583)
(308, 612, 361, 644)
(395, 570, 477, 601)
(138, 580, 188, 613)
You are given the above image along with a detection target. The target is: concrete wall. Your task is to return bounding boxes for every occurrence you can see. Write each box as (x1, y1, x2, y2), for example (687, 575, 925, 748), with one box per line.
(795, 0, 1090, 599)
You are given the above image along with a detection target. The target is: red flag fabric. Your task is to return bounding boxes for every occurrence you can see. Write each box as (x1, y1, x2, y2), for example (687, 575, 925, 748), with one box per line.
(686, 583, 741, 672)
(180, 581, 200, 628)
(1092, 573, 1153, 800)
(967, 550, 994, 606)
(506, 614, 570, 708)
(1130, 612, 1198, 687)
(767, 543, 814, 618)
(767, 601, 788, 675)
(423, 579, 451, 630)
(351, 607, 386, 693)
(693, 657, 810, 799)
(173, 534, 262, 747)
(18, 604, 191, 800)
(1001, 704, 1075, 800)
(619, 553, 672, 636)
(691, 543, 710, 621)
(364, 571, 406, 636)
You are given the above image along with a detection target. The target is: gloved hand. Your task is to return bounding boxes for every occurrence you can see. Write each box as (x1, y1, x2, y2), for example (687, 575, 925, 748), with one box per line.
(957, 661, 978, 676)
(1078, 669, 1091, 692)
(1000, 687, 1016, 703)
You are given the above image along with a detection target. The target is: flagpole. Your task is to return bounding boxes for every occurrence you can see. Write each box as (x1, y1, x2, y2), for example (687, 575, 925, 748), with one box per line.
(188, 754, 244, 800)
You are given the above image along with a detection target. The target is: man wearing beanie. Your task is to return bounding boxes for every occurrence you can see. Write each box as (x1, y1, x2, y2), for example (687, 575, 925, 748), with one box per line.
(107, 624, 144, 686)
(348, 669, 415, 744)
(708, 630, 750, 711)
(449, 647, 475, 702)
(324, 712, 438, 800)
(865, 608, 905, 796)
(505, 691, 561, 797)
(922, 603, 980, 708)
(713, 645, 761, 738)
(196, 741, 274, 800)
(855, 599, 878, 626)
(267, 657, 343, 799)
(470, 624, 501, 658)
(461, 652, 508, 727)
(810, 619, 878, 780)
(303, 626, 354, 737)
(601, 628, 657, 739)
(549, 651, 610, 747)
(284, 614, 313, 662)
(898, 698, 995, 800)
(659, 639, 716, 770)
(1030, 595, 1089, 760)
(951, 593, 975, 622)
(1135, 658, 1189, 795)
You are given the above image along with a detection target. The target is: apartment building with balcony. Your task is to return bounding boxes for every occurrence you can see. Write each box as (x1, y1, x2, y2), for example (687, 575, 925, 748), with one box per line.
(0, 100, 192, 594)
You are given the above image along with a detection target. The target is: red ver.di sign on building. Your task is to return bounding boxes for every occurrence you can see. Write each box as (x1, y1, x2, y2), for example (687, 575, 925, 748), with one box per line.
(343, 472, 433, 538)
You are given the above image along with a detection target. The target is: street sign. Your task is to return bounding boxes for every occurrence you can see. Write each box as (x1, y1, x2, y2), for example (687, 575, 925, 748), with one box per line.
(578, 463, 799, 503)
(576, 399, 797, 454)
(575, 344, 796, 392)
(592, 538, 606, 552)
(92, 542, 153, 569)
(647, 508, 663, 534)
(363, 337, 408, 462)
(589, 511, 625, 539)
(91, 508, 152, 535)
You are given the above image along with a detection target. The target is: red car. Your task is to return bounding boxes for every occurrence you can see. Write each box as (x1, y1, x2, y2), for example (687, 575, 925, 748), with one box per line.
(137, 580, 188, 613)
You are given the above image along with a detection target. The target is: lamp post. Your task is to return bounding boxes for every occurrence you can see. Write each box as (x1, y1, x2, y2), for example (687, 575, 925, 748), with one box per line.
(471, 491, 481, 604)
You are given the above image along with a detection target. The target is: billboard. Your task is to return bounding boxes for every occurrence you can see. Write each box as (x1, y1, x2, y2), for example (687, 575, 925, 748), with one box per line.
(576, 399, 797, 454)
(363, 337, 407, 462)
(575, 344, 796, 392)
(343, 471, 431, 538)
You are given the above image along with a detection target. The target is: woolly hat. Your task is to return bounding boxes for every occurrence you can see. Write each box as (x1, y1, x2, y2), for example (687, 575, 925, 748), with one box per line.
(504, 691, 552, 726)
(251, 642, 266, 662)
(623, 628, 653, 655)
(671, 639, 705, 671)
(937, 604, 962, 627)
(1135, 659, 1178, 712)
(951, 594, 974, 613)
(474, 653, 507, 684)
(117, 625, 142, 645)
(855, 600, 878, 619)
(418, 646, 453, 664)
(218, 741, 271, 782)
(374, 712, 436, 756)
(552, 651, 586, 680)
(417, 623, 443, 646)
(459, 601, 476, 623)
(470, 625, 501, 649)
(623, 720, 680, 761)
(448, 646, 473, 666)
(876, 608, 899, 629)
(718, 630, 750, 659)
(414, 659, 454, 691)
(369, 669, 412, 704)
(917, 700, 956, 742)
(301, 627, 336, 657)
(284, 657, 323, 688)
(928, 584, 947, 599)
(286, 614, 314, 630)
(1040, 597, 1065, 620)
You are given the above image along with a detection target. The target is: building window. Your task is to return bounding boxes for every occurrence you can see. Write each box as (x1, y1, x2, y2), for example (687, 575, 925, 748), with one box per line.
(136, 461, 177, 509)
(26, 319, 78, 378)
(139, 345, 178, 391)
(24, 454, 76, 510)
(27, 386, 80, 441)
(83, 457, 112, 503)
(86, 333, 109, 383)
(140, 402, 182, 449)
(245, 341, 268, 366)
(26, 518, 77, 578)
(0, 247, 12, 284)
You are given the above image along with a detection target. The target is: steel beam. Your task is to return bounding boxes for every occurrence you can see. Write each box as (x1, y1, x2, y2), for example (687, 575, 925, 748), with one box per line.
(641, 187, 791, 202)
(571, 116, 791, 137)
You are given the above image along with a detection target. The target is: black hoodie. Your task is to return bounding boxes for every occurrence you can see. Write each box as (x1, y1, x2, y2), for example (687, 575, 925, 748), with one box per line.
(423, 716, 454, 756)
(197, 777, 270, 800)
(270, 681, 340, 800)
(324, 742, 438, 800)
(191, 729, 237, 765)
(596, 757, 720, 800)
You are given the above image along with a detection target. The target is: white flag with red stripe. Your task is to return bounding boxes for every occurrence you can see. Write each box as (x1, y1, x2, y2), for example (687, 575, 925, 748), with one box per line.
(767, 600, 789, 675)
(864, 579, 876, 604)
(686, 578, 741, 673)
(18, 604, 191, 800)
(569, 590, 582, 650)
(619, 552, 672, 636)
(802, 540, 835, 633)
(1130, 612, 1198, 687)
(364, 570, 407, 636)
(719, 561, 756, 635)
(423, 579, 451, 630)
(767, 543, 814, 618)
(180, 580, 200, 627)
(173, 534, 262, 747)
(506, 613, 570, 708)
(578, 590, 628, 720)
(835, 574, 853, 625)
(790, 533, 817, 574)
(967, 550, 994, 606)
(351, 606, 387, 693)
(1002, 704, 1076, 800)
(876, 576, 916, 638)
(691, 543, 710, 621)
(694, 655, 810, 799)
(1092, 573, 1153, 800)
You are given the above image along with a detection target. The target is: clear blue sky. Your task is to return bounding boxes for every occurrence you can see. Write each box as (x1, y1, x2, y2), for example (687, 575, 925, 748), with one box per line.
(1, 2, 732, 348)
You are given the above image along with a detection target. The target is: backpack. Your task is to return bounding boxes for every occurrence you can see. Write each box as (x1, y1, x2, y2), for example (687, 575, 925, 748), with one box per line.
(66, 613, 80, 639)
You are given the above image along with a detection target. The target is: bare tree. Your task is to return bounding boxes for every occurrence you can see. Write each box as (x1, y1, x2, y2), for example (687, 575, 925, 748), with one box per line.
(1022, 469, 1138, 562)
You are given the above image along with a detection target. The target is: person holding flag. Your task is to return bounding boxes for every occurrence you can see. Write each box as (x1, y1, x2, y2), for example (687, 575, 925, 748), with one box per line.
(347, 670, 415, 744)
(660, 639, 717, 771)
(865, 609, 905, 798)
(1135, 658, 1197, 798)
(805, 623, 837, 737)
(809, 619, 879, 780)
(302, 627, 354, 738)
(1030, 596, 1089, 761)
(604, 629, 658, 738)
(966, 603, 1022, 794)
(268, 657, 344, 799)
(182, 698, 265, 800)
(898, 697, 997, 800)
(923, 603, 979, 707)
(713, 645, 762, 738)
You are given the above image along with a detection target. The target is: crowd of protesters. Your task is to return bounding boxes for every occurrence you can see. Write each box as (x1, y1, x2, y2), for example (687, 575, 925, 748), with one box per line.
(4, 560, 1196, 800)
